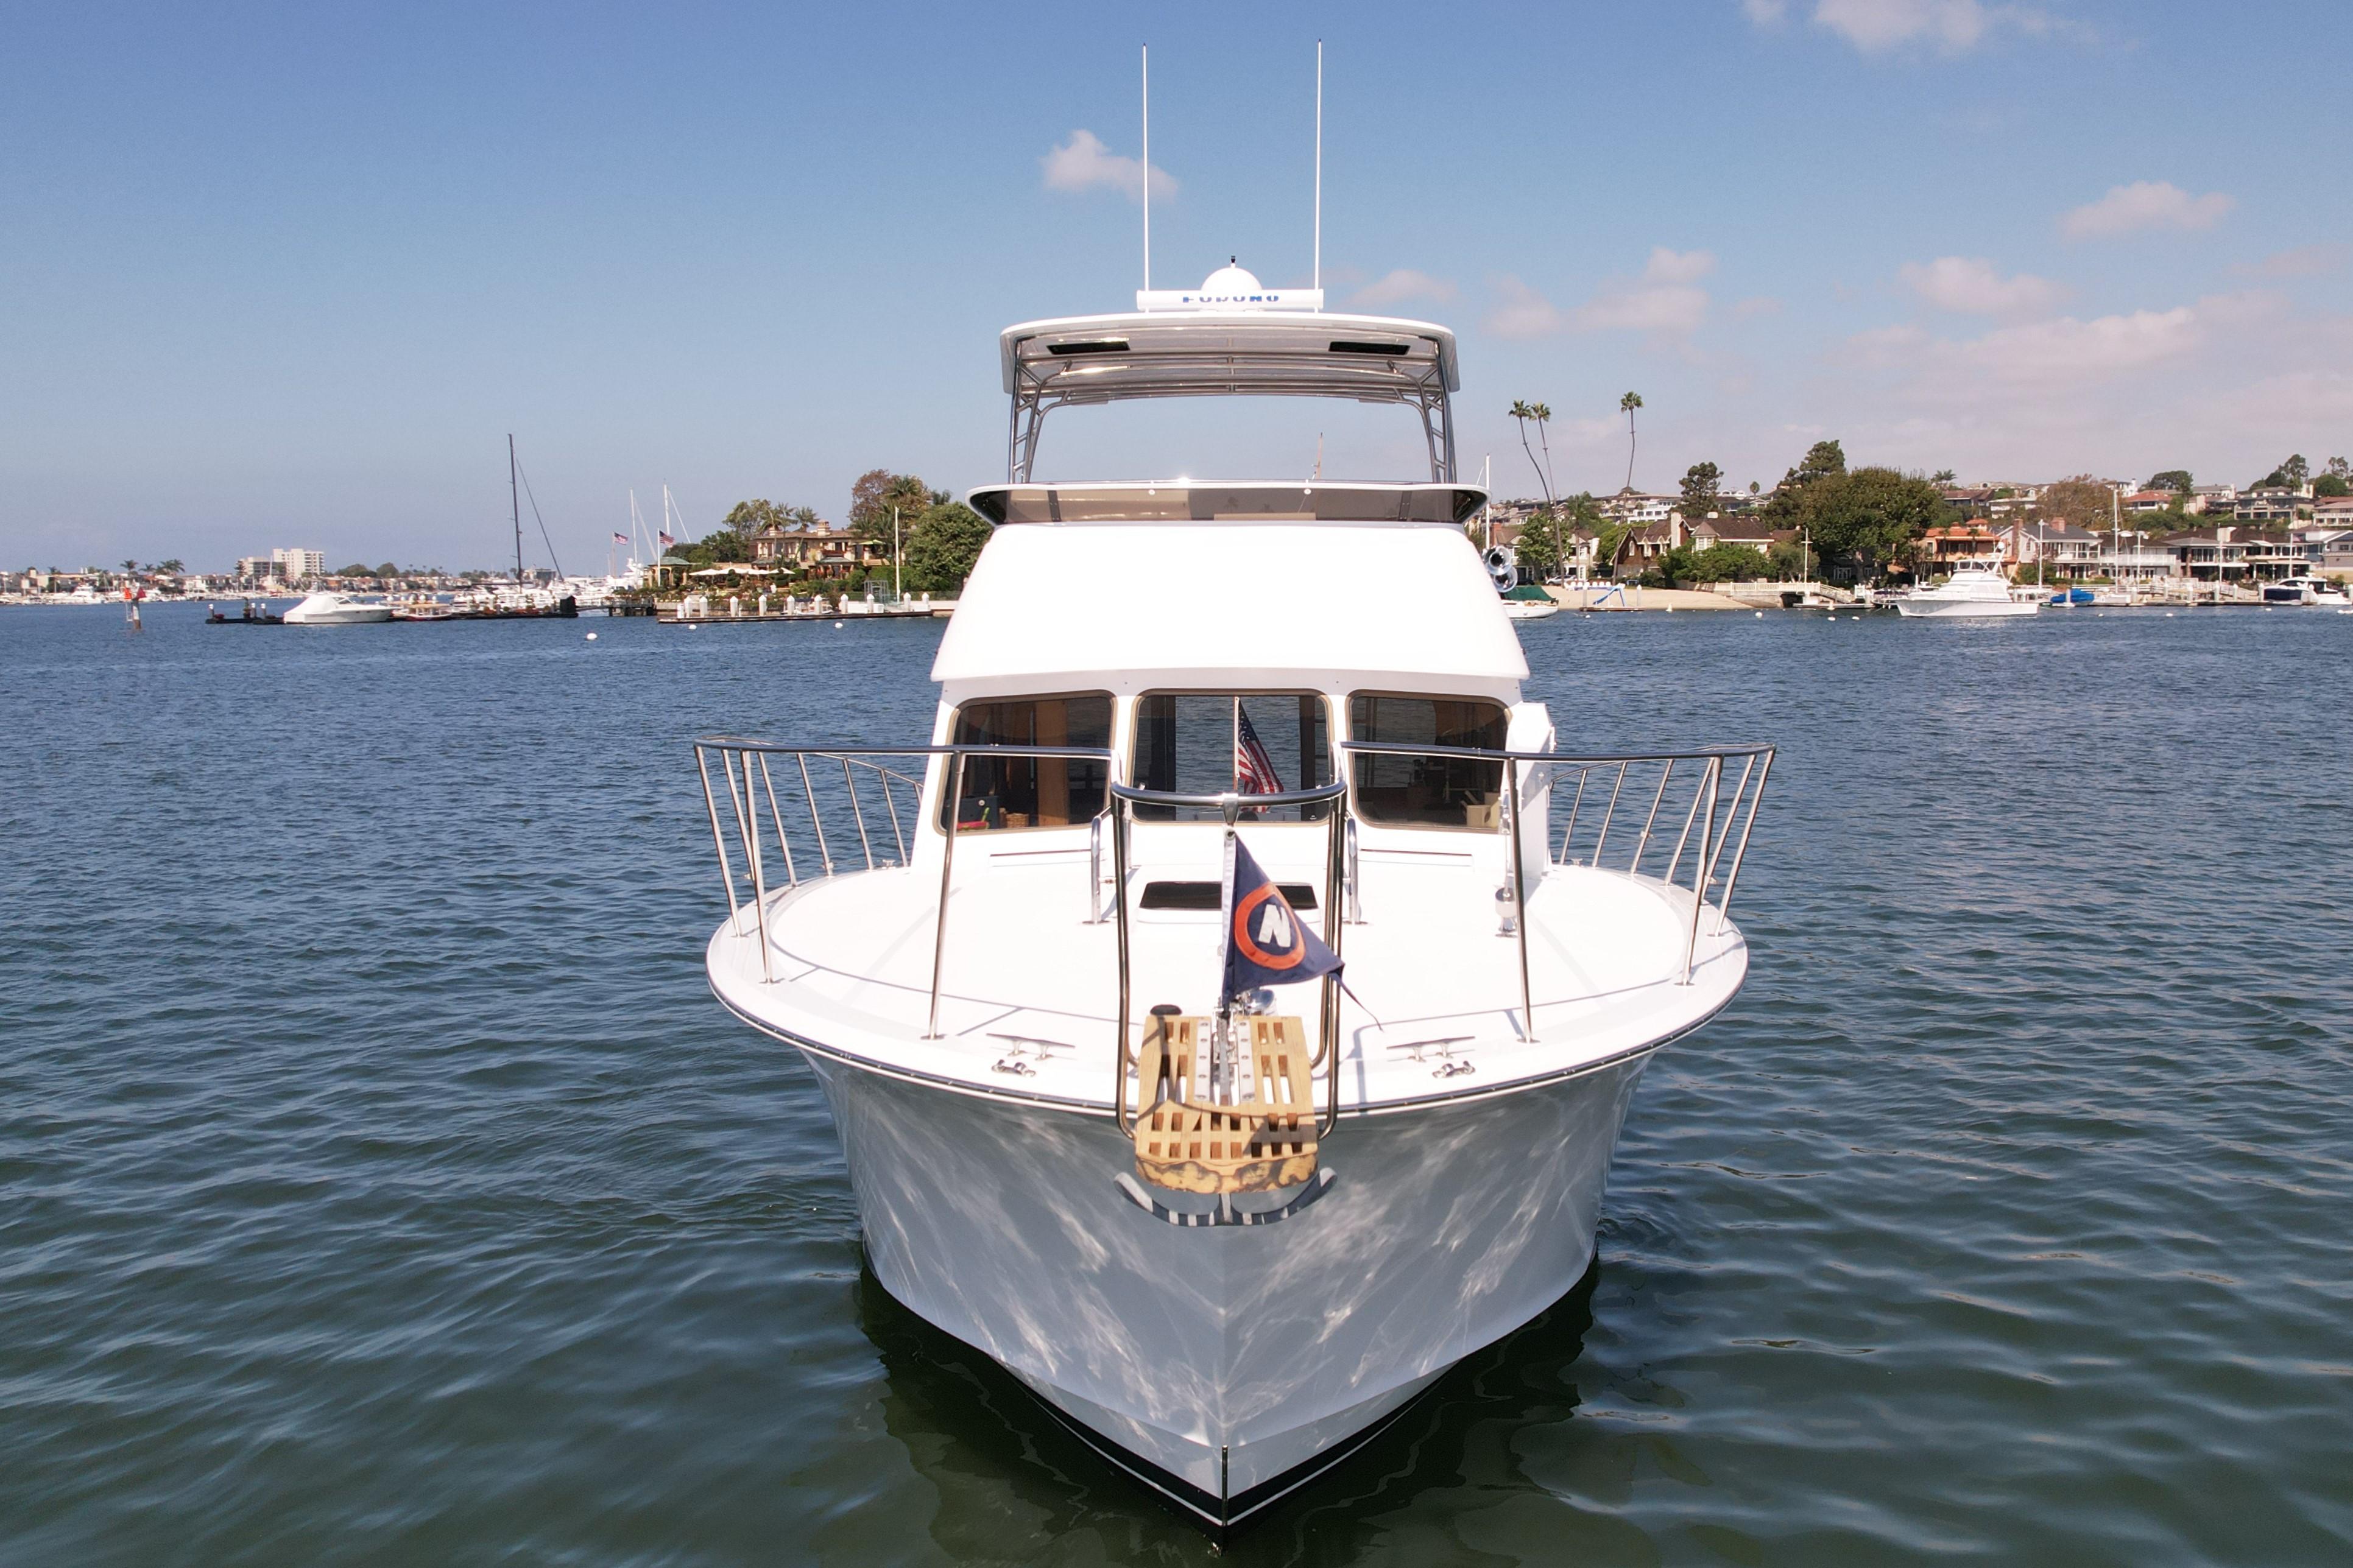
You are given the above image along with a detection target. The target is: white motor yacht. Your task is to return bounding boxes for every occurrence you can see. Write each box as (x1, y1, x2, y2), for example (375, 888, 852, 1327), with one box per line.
(692, 268, 1773, 1527)
(281, 591, 392, 625)
(1893, 567, 2038, 618)
(2262, 574, 2351, 607)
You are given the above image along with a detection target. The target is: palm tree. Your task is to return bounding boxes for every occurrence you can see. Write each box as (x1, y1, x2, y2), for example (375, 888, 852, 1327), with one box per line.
(1618, 392, 1643, 491)
(1507, 400, 1556, 507)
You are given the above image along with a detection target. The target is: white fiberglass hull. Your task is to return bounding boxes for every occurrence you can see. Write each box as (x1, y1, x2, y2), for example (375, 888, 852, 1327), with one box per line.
(796, 1041, 1651, 1524)
(1894, 596, 2037, 619)
(283, 596, 392, 625)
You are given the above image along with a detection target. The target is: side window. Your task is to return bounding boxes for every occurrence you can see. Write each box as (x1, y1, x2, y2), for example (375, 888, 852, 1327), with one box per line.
(1131, 693, 1332, 821)
(942, 694, 1112, 832)
(1347, 694, 1508, 829)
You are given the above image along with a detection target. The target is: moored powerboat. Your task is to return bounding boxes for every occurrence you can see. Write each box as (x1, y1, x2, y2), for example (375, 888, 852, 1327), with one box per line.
(690, 266, 1774, 1527)
(1500, 583, 1561, 621)
(2262, 574, 2350, 607)
(281, 591, 392, 625)
(1894, 567, 2039, 618)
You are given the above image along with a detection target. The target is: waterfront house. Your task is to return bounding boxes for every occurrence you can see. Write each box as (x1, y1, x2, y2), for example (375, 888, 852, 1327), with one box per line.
(1599, 490, 1679, 529)
(2236, 529, 2308, 581)
(1683, 515, 1779, 557)
(2233, 486, 2310, 524)
(1999, 519, 2103, 580)
(2159, 526, 2252, 583)
(750, 522, 891, 581)
(1612, 516, 1685, 572)
(2299, 524, 2353, 580)
(1914, 519, 2005, 577)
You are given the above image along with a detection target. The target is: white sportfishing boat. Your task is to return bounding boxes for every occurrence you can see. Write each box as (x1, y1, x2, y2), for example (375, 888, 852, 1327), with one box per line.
(1893, 566, 2038, 619)
(281, 590, 392, 625)
(692, 265, 1773, 1527)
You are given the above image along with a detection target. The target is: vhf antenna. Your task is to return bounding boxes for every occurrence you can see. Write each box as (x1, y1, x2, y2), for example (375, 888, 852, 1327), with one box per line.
(1313, 40, 1322, 295)
(1141, 44, 1151, 292)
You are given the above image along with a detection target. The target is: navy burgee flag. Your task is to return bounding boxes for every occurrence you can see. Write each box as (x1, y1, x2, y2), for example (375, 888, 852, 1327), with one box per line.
(1219, 835, 1342, 1003)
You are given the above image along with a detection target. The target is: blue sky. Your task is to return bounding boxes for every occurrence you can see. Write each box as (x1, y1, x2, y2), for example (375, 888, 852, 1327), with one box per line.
(4, 1, 2347, 570)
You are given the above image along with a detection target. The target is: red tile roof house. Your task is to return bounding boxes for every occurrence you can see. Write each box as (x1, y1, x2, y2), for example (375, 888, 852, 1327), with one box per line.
(1911, 519, 2006, 577)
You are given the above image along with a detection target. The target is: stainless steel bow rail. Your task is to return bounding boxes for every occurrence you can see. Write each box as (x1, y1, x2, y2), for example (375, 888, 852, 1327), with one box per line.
(691, 735, 1772, 1108)
(690, 739, 1115, 1000)
(1336, 740, 1775, 1037)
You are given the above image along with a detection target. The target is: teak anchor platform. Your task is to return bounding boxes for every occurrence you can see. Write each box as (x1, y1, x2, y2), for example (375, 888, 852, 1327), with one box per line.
(1131, 1011, 1319, 1195)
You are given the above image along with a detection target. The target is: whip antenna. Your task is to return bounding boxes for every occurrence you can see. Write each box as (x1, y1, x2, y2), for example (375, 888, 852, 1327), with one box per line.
(1141, 44, 1151, 292)
(1313, 40, 1322, 295)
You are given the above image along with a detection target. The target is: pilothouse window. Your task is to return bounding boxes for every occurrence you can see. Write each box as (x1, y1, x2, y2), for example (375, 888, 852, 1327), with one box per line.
(1348, 694, 1509, 829)
(1131, 694, 1332, 821)
(942, 694, 1112, 832)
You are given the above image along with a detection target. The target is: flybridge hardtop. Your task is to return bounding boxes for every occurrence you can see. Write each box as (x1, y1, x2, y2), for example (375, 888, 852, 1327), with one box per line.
(1000, 262, 1461, 483)
(964, 480, 1486, 527)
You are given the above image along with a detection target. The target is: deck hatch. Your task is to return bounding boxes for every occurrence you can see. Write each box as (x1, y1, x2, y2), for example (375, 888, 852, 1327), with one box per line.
(1140, 880, 1318, 912)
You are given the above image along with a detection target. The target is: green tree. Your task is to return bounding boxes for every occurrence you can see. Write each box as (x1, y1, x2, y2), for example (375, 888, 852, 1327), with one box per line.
(1765, 538, 1806, 581)
(2036, 476, 2117, 529)
(2147, 469, 2193, 494)
(900, 502, 993, 594)
(1617, 392, 1643, 490)
(2258, 454, 2310, 488)
(1804, 466, 1946, 572)
(2315, 474, 2351, 498)
(1655, 543, 1766, 586)
(1760, 438, 1847, 526)
(1931, 469, 1956, 485)
(1508, 401, 1556, 505)
(721, 498, 819, 543)
(1514, 508, 1564, 578)
(849, 471, 937, 549)
(337, 563, 373, 577)
(158, 558, 185, 574)
(375, 561, 398, 578)
(1678, 460, 1722, 518)
(2324, 456, 2349, 481)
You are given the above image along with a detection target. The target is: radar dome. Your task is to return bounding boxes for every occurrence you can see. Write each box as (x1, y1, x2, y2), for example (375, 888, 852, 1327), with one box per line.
(1199, 258, 1262, 294)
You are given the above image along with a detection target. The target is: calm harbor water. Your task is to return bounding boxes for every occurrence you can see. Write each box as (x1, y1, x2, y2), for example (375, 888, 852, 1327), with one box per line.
(3, 601, 2348, 1566)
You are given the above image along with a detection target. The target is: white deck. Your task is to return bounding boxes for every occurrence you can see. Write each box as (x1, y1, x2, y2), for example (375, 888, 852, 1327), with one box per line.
(706, 829, 1746, 1116)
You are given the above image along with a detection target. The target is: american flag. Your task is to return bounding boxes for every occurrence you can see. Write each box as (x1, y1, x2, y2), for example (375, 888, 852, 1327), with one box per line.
(1235, 708, 1283, 795)
(657, 530, 676, 549)
(612, 532, 629, 546)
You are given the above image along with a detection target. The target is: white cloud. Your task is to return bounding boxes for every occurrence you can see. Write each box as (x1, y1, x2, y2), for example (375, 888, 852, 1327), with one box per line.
(1040, 129, 1174, 204)
(1351, 269, 1458, 308)
(1488, 250, 1717, 339)
(1796, 0, 2067, 54)
(1570, 248, 1715, 334)
(1960, 308, 2199, 384)
(1899, 256, 2065, 315)
(1740, 0, 1790, 23)
(1640, 247, 1716, 284)
(2232, 244, 2348, 280)
(1734, 296, 1785, 319)
(1847, 306, 2199, 390)
(2060, 181, 2234, 241)
(1484, 275, 1565, 340)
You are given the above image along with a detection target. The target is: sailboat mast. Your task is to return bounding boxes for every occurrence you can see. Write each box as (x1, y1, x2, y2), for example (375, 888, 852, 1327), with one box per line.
(509, 434, 523, 581)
